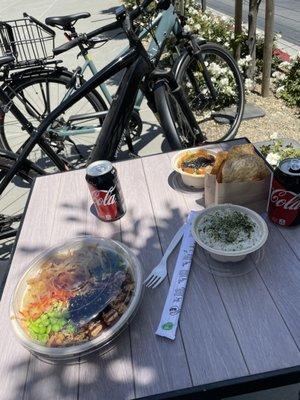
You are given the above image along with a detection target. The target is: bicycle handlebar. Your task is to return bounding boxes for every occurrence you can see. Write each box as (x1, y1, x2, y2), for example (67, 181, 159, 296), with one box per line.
(52, 0, 155, 56)
(53, 20, 120, 55)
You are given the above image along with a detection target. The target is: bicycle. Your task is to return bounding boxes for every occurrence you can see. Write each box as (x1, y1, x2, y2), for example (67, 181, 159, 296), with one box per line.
(0, 14, 106, 169)
(0, 0, 205, 244)
(0, 0, 244, 164)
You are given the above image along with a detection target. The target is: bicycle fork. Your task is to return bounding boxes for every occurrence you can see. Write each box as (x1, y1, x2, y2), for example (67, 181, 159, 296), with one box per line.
(150, 69, 206, 143)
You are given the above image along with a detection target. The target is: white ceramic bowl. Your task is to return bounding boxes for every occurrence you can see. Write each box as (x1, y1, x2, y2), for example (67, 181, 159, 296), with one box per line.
(192, 204, 268, 263)
(171, 148, 216, 189)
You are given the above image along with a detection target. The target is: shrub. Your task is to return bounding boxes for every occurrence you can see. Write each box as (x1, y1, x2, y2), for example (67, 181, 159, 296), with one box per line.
(122, 0, 298, 107)
(272, 56, 300, 107)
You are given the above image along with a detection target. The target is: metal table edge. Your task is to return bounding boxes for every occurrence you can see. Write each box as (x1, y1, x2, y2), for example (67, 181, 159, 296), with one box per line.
(0, 177, 36, 298)
(136, 365, 300, 400)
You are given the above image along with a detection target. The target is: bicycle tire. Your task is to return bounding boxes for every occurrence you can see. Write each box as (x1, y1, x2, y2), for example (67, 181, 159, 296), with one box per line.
(175, 43, 245, 143)
(0, 69, 107, 169)
(0, 155, 40, 243)
(154, 81, 200, 149)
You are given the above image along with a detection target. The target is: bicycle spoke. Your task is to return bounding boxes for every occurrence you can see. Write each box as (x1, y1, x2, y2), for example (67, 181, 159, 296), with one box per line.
(45, 80, 51, 114)
(17, 91, 42, 120)
(178, 45, 243, 142)
(1, 75, 104, 168)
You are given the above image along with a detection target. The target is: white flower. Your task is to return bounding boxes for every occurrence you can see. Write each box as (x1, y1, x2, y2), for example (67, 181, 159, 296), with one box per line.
(280, 61, 290, 67)
(279, 61, 292, 71)
(290, 53, 300, 62)
(272, 71, 286, 81)
(221, 15, 230, 22)
(276, 85, 285, 95)
(257, 32, 265, 40)
(220, 77, 229, 86)
(266, 152, 281, 166)
(238, 58, 245, 67)
(216, 37, 221, 42)
(270, 132, 279, 140)
(244, 78, 253, 90)
(245, 55, 252, 62)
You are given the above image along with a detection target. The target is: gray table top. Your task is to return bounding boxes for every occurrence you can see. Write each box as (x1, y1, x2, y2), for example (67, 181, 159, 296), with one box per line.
(0, 138, 299, 400)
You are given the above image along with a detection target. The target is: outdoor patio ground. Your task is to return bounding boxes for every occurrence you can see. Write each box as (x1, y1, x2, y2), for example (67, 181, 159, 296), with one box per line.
(0, 0, 299, 398)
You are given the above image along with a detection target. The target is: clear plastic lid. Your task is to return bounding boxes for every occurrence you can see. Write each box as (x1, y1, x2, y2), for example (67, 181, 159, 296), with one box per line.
(11, 237, 143, 360)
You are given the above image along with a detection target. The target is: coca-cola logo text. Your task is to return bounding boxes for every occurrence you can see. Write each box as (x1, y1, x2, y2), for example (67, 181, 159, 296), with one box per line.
(270, 189, 300, 210)
(91, 186, 116, 207)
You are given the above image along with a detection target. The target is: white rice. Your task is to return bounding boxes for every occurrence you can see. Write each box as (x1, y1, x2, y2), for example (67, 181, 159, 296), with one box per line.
(197, 209, 262, 252)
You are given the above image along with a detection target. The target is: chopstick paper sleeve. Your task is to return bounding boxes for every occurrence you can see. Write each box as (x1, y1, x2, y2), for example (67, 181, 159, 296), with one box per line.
(155, 211, 197, 340)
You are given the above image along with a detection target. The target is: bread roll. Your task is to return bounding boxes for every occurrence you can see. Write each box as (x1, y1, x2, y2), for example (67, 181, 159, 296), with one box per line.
(222, 154, 269, 182)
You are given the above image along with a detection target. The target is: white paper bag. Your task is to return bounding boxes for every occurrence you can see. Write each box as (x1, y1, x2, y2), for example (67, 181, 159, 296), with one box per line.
(204, 173, 271, 213)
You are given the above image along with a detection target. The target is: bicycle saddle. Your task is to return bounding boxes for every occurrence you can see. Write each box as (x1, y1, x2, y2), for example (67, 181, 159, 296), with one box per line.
(45, 12, 91, 29)
(0, 55, 14, 67)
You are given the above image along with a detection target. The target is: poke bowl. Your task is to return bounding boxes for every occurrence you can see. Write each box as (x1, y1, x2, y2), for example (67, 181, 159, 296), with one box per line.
(171, 148, 216, 188)
(10, 237, 143, 362)
(192, 204, 268, 263)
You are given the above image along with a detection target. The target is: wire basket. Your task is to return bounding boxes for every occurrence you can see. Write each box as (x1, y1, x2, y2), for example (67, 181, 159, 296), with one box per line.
(0, 16, 55, 68)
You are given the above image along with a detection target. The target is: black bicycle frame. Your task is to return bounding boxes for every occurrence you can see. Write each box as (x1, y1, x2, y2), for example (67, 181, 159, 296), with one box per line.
(0, 46, 147, 195)
(89, 55, 152, 162)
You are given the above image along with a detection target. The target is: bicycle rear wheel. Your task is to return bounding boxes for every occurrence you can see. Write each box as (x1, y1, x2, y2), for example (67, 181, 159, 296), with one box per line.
(175, 43, 245, 143)
(0, 70, 106, 170)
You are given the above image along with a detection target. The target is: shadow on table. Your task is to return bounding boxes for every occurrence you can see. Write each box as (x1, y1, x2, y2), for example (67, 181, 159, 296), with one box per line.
(7, 204, 191, 399)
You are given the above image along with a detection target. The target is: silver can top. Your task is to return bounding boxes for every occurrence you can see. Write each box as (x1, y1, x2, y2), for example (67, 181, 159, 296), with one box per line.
(279, 157, 300, 176)
(86, 160, 113, 177)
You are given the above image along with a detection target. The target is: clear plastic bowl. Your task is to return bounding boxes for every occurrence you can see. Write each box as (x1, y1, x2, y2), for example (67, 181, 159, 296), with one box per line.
(10, 237, 143, 362)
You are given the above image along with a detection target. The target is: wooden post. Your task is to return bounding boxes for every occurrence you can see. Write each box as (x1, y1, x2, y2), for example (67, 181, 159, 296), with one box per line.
(234, 0, 243, 60)
(177, 0, 185, 16)
(262, 0, 275, 96)
(248, 0, 259, 78)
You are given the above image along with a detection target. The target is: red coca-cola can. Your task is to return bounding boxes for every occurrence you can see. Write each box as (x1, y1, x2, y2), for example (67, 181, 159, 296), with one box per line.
(86, 160, 126, 222)
(268, 158, 300, 226)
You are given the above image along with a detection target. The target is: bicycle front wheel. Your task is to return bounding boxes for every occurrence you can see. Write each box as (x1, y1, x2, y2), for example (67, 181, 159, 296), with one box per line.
(0, 70, 106, 169)
(154, 82, 200, 150)
(175, 43, 245, 143)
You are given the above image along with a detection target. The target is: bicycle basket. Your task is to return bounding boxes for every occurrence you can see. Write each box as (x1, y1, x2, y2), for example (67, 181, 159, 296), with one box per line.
(0, 16, 55, 67)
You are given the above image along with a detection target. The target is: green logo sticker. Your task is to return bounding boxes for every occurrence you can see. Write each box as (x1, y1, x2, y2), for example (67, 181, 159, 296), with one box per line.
(162, 322, 173, 331)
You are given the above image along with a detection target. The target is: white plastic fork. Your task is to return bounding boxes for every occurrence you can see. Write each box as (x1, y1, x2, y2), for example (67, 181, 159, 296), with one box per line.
(144, 224, 185, 289)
